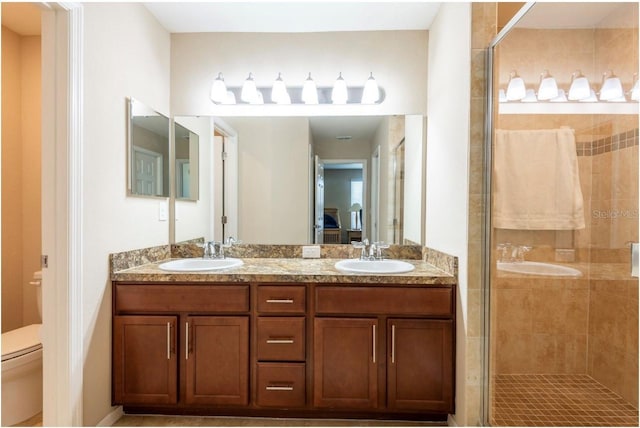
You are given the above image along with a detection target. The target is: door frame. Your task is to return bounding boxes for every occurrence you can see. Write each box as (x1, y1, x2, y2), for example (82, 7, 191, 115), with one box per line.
(41, 2, 84, 425)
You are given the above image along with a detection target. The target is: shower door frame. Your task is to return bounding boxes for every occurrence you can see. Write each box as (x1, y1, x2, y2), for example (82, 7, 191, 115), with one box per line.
(480, 3, 536, 425)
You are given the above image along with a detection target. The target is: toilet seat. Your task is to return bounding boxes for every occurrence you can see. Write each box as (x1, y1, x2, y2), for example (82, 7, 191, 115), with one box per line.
(2, 324, 42, 362)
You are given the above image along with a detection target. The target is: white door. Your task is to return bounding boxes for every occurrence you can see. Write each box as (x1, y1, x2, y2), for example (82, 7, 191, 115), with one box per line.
(133, 147, 162, 196)
(314, 156, 325, 244)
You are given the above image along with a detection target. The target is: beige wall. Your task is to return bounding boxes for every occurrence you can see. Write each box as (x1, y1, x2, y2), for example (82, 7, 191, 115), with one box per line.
(403, 115, 425, 245)
(170, 31, 428, 117)
(81, 3, 171, 425)
(1, 26, 41, 333)
(426, 3, 473, 426)
(222, 117, 310, 244)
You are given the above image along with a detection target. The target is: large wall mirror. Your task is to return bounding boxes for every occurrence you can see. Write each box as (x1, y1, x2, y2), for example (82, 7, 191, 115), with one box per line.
(174, 120, 200, 201)
(171, 115, 426, 246)
(127, 97, 170, 197)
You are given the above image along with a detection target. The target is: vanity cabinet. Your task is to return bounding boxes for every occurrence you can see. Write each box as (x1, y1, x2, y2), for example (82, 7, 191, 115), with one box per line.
(112, 280, 455, 418)
(112, 283, 250, 408)
(313, 286, 455, 414)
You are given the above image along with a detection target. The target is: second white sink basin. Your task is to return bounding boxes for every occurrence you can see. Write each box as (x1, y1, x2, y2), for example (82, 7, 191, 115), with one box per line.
(497, 261, 581, 277)
(158, 258, 243, 272)
(335, 259, 415, 274)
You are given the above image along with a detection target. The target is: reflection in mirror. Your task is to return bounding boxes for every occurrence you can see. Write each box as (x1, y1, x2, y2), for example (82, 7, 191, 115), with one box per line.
(127, 97, 170, 197)
(172, 115, 426, 246)
(174, 121, 200, 201)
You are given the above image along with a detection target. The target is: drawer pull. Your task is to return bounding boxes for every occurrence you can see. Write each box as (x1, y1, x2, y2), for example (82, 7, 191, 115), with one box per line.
(391, 324, 396, 364)
(266, 299, 294, 304)
(266, 339, 294, 344)
(185, 322, 189, 360)
(372, 324, 376, 364)
(265, 385, 294, 391)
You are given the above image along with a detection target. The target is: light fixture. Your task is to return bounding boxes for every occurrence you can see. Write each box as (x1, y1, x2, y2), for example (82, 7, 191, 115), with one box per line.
(568, 70, 591, 101)
(521, 89, 537, 103)
(210, 72, 227, 103)
(208, 72, 384, 105)
(271, 72, 289, 104)
(537, 70, 558, 101)
(361, 72, 380, 104)
(506, 70, 526, 101)
(331, 72, 348, 104)
(240, 72, 258, 103)
(549, 88, 568, 102)
(498, 89, 507, 103)
(301, 73, 319, 104)
(599, 70, 624, 101)
(631, 73, 640, 101)
(578, 89, 598, 103)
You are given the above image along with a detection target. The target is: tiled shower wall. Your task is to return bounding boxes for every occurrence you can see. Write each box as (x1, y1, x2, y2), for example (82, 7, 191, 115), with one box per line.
(491, 15, 639, 408)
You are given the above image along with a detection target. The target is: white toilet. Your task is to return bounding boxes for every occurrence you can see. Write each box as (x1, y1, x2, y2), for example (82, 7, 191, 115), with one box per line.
(1, 271, 43, 426)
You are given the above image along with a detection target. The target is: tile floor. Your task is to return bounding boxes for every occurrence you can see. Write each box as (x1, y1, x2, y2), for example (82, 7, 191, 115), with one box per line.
(491, 374, 639, 426)
(112, 415, 444, 427)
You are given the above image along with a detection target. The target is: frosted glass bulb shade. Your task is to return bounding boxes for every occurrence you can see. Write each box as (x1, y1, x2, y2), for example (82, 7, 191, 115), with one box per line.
(578, 89, 598, 103)
(549, 89, 568, 102)
(537, 73, 558, 101)
(332, 72, 348, 104)
(249, 91, 264, 105)
(521, 89, 537, 103)
(568, 72, 591, 100)
(222, 91, 236, 105)
(361, 72, 380, 104)
(632, 79, 640, 101)
(241, 73, 258, 103)
(301, 73, 319, 104)
(498, 89, 507, 103)
(599, 75, 624, 101)
(506, 74, 526, 101)
(210, 73, 227, 103)
(271, 73, 288, 104)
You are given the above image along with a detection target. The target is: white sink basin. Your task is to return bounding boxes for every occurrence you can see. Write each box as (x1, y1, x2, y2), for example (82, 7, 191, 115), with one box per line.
(335, 259, 415, 274)
(497, 261, 581, 277)
(158, 258, 243, 272)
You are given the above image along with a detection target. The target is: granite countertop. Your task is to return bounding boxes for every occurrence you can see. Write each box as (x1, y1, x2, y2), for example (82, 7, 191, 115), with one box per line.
(111, 257, 457, 286)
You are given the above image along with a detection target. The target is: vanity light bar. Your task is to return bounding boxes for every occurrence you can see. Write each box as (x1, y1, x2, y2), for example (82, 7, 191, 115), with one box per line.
(210, 72, 385, 105)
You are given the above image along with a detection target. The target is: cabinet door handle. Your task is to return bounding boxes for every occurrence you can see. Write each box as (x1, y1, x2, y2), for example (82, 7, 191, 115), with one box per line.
(391, 324, 396, 364)
(266, 339, 294, 344)
(185, 322, 189, 360)
(372, 324, 376, 364)
(266, 298, 294, 304)
(166, 322, 171, 360)
(266, 385, 294, 391)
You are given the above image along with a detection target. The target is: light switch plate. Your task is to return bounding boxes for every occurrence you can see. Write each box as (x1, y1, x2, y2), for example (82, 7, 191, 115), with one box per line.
(302, 245, 321, 258)
(158, 201, 168, 221)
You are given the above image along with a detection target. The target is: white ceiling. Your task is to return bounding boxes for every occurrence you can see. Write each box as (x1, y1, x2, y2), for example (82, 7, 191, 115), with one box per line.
(143, 2, 441, 33)
(309, 116, 384, 142)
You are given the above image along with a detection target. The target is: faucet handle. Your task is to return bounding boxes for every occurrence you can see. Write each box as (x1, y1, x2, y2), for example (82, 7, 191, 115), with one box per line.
(223, 236, 242, 247)
(374, 241, 389, 260)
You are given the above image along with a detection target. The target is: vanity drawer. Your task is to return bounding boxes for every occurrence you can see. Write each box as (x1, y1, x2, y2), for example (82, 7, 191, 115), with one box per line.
(256, 317, 305, 361)
(256, 363, 306, 408)
(315, 286, 453, 317)
(114, 284, 249, 313)
(257, 286, 306, 314)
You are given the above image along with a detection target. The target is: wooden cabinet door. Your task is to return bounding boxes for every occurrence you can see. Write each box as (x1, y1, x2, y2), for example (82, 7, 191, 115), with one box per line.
(313, 318, 378, 409)
(113, 315, 178, 404)
(387, 319, 454, 412)
(185, 316, 249, 405)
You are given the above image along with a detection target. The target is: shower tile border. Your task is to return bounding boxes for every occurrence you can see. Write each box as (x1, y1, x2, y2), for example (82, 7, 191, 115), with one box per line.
(576, 128, 639, 156)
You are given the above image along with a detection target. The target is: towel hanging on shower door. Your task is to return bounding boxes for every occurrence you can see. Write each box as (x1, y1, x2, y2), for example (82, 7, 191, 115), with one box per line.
(494, 128, 585, 230)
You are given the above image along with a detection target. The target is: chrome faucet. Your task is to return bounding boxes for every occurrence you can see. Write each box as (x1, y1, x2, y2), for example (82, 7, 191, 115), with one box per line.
(496, 243, 531, 262)
(203, 241, 223, 259)
(352, 238, 388, 261)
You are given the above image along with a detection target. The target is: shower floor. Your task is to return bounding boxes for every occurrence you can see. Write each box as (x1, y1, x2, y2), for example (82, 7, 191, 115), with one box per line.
(490, 374, 638, 426)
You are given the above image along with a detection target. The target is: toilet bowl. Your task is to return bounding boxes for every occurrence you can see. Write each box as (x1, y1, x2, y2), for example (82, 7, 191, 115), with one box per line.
(1, 271, 43, 426)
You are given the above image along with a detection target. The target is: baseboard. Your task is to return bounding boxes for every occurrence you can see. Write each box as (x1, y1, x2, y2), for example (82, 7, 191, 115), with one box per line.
(447, 413, 458, 426)
(97, 406, 123, 426)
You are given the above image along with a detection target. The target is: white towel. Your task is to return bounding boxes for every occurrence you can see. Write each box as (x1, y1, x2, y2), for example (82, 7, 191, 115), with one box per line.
(494, 128, 585, 230)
